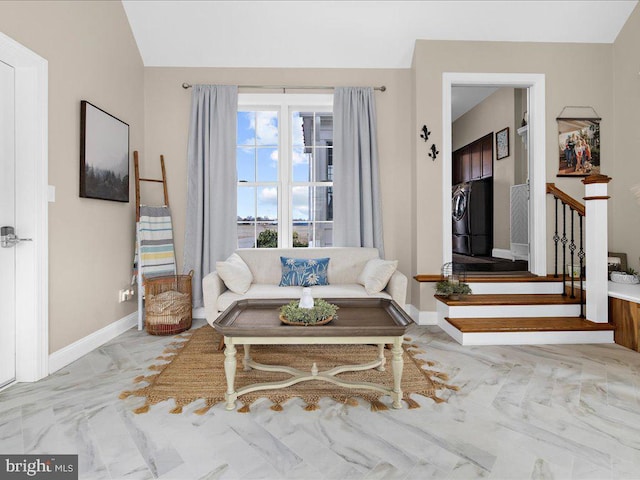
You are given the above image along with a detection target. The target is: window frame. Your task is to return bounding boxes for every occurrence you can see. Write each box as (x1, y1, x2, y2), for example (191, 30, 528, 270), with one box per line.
(237, 93, 333, 248)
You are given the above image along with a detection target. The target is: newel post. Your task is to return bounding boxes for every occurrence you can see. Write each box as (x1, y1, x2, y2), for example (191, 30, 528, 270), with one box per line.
(583, 174, 611, 323)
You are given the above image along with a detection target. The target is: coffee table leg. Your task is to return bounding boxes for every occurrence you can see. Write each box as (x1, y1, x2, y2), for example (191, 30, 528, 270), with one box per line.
(224, 338, 238, 410)
(243, 344, 252, 371)
(376, 344, 386, 371)
(391, 337, 403, 409)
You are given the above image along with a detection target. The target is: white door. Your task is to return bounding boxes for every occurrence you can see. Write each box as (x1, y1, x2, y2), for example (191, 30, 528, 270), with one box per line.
(0, 59, 16, 387)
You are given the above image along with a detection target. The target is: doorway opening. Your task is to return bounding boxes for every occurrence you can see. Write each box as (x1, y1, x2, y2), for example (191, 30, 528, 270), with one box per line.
(451, 86, 529, 274)
(442, 73, 547, 277)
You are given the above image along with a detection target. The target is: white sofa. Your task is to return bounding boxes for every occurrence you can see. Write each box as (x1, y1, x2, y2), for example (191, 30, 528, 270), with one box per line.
(203, 247, 408, 326)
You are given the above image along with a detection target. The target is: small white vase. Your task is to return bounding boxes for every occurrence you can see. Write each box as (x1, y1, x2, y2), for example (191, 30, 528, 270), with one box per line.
(299, 287, 314, 309)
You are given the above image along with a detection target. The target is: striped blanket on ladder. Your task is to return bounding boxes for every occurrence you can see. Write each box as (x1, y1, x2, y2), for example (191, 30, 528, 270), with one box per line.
(133, 206, 177, 281)
(133, 206, 177, 330)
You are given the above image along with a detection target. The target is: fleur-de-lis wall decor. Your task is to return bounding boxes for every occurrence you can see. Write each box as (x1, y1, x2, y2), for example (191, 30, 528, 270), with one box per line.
(428, 144, 439, 161)
(420, 125, 431, 142)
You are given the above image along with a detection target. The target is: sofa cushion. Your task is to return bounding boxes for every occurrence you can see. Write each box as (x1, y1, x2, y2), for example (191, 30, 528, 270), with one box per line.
(279, 257, 329, 286)
(236, 247, 381, 285)
(357, 258, 398, 294)
(216, 283, 391, 313)
(216, 253, 253, 294)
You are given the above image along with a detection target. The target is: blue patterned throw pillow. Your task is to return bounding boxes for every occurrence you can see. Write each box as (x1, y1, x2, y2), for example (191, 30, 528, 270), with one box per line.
(279, 257, 330, 287)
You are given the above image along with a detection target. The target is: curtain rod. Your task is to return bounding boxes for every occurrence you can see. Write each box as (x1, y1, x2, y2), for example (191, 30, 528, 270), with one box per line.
(181, 82, 386, 92)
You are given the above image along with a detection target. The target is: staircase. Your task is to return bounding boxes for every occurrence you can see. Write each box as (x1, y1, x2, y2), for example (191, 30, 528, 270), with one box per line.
(417, 175, 615, 346)
(435, 275, 614, 345)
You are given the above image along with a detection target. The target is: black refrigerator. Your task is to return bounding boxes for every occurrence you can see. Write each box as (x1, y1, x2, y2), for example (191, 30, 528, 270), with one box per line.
(452, 177, 493, 256)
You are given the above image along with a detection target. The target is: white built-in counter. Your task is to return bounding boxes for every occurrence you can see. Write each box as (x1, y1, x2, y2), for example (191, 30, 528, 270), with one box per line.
(608, 281, 640, 303)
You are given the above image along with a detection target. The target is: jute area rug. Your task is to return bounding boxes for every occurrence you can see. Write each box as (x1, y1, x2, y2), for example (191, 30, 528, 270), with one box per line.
(120, 326, 458, 414)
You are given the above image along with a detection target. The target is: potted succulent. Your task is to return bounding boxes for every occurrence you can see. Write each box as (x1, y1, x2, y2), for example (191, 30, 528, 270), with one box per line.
(610, 268, 640, 285)
(435, 280, 472, 300)
(279, 298, 339, 326)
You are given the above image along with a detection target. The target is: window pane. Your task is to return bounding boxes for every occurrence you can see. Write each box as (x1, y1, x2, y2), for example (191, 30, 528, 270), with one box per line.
(313, 222, 333, 247)
(257, 148, 278, 182)
(291, 112, 305, 147)
(315, 113, 333, 144)
(256, 223, 278, 248)
(312, 186, 333, 221)
(292, 186, 310, 221)
(237, 223, 256, 249)
(257, 186, 278, 221)
(292, 147, 311, 182)
(237, 112, 255, 145)
(237, 185, 255, 248)
(237, 186, 255, 221)
(313, 148, 333, 182)
(296, 112, 314, 149)
(256, 111, 278, 146)
(292, 223, 310, 248)
(237, 147, 255, 182)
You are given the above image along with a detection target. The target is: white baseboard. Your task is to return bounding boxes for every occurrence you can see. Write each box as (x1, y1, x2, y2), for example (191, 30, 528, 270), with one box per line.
(48, 311, 138, 374)
(192, 306, 205, 319)
(406, 304, 438, 325)
(492, 248, 513, 260)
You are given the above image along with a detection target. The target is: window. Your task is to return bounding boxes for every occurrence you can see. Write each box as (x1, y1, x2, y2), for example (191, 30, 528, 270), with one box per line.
(237, 94, 333, 248)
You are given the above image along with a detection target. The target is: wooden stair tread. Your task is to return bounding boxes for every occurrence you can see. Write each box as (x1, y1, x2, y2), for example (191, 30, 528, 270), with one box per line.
(415, 274, 562, 283)
(445, 317, 614, 333)
(435, 293, 581, 306)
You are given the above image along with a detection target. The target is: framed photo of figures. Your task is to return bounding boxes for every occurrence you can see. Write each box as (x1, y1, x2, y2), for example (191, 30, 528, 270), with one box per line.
(557, 118, 600, 177)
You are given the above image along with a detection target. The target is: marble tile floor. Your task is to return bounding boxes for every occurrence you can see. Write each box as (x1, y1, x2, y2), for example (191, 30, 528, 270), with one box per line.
(2, 318, 640, 480)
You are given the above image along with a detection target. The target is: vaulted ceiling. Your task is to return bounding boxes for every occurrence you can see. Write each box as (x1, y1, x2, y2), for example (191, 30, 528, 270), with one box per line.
(122, 0, 638, 69)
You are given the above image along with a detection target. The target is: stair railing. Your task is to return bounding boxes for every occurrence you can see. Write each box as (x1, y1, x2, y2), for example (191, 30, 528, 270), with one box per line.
(547, 183, 585, 317)
(547, 175, 611, 323)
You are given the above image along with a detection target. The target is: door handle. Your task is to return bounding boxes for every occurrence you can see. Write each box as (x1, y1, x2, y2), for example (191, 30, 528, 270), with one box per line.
(1, 226, 33, 248)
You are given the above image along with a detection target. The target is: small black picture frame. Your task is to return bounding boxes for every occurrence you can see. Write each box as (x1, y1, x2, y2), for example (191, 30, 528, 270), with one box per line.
(496, 127, 510, 160)
(80, 100, 130, 202)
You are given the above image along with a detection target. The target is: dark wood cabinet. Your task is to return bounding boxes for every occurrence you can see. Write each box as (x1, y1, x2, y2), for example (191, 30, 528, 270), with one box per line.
(470, 143, 482, 180)
(453, 132, 493, 184)
(481, 133, 493, 178)
(453, 150, 462, 185)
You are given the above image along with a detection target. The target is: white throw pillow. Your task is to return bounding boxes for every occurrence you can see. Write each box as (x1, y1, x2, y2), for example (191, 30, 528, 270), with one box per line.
(357, 258, 398, 294)
(216, 253, 253, 294)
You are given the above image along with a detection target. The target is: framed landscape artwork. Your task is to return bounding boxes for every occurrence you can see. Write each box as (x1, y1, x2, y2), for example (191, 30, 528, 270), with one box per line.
(80, 100, 130, 202)
(557, 118, 600, 177)
(496, 127, 509, 160)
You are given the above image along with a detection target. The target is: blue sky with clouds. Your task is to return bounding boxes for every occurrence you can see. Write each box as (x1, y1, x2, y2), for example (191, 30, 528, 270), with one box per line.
(237, 111, 312, 221)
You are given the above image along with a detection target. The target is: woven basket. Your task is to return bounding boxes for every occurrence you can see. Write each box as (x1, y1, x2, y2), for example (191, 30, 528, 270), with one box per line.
(144, 271, 193, 335)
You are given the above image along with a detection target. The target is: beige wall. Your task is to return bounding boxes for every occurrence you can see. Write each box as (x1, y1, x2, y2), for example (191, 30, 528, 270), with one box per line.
(3, 2, 636, 350)
(412, 40, 614, 311)
(612, 3, 640, 272)
(452, 87, 516, 250)
(143, 67, 414, 302)
(0, 1, 144, 352)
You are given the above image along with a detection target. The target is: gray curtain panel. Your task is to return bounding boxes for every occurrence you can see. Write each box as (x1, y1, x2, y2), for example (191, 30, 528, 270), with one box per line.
(333, 87, 385, 257)
(183, 85, 238, 307)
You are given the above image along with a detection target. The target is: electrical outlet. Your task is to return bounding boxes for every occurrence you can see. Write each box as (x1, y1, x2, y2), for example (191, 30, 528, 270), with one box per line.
(118, 288, 136, 303)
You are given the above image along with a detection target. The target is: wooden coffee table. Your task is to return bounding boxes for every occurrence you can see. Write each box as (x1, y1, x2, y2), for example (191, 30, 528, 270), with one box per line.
(212, 297, 412, 410)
